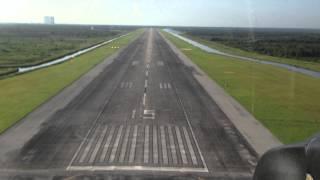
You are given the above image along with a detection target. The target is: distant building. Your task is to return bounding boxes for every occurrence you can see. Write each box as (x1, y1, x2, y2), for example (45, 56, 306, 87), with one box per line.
(44, 16, 55, 24)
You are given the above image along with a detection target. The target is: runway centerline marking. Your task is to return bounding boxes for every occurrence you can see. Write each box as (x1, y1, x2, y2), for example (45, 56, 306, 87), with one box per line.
(144, 80, 148, 88)
(131, 109, 136, 119)
(143, 93, 146, 106)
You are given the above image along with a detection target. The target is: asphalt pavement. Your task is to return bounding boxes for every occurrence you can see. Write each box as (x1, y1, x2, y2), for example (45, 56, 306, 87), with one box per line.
(0, 29, 258, 180)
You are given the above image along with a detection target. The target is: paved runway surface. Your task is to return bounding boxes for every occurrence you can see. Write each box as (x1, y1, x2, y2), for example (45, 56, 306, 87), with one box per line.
(1, 29, 257, 179)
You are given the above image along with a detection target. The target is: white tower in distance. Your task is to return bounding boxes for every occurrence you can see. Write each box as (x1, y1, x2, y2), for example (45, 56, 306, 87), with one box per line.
(44, 16, 55, 25)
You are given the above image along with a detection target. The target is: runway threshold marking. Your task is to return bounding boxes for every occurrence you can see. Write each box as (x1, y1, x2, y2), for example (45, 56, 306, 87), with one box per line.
(67, 165, 208, 173)
(129, 125, 138, 163)
(168, 126, 178, 164)
(144, 125, 150, 163)
(153, 125, 159, 164)
(109, 126, 124, 163)
(119, 126, 131, 163)
(89, 125, 109, 163)
(79, 126, 101, 163)
(68, 124, 208, 173)
(183, 127, 198, 165)
(175, 126, 188, 165)
(160, 126, 168, 164)
(99, 126, 116, 162)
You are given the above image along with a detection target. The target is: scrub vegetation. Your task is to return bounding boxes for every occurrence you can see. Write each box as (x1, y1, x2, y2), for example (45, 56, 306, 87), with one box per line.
(0, 29, 142, 134)
(0, 24, 138, 74)
(163, 31, 320, 144)
(173, 27, 320, 72)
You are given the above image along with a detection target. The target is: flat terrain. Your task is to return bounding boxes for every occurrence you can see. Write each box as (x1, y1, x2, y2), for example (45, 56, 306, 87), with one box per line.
(0, 29, 257, 179)
(163, 31, 320, 144)
(174, 27, 320, 72)
(0, 24, 136, 68)
(0, 30, 141, 134)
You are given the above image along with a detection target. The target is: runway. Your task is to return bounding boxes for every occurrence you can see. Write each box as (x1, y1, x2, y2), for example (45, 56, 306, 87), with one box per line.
(2, 29, 257, 179)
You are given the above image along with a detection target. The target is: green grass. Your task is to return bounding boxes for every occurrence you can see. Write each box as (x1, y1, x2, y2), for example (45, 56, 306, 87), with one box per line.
(184, 34, 320, 72)
(0, 29, 143, 134)
(163, 31, 320, 144)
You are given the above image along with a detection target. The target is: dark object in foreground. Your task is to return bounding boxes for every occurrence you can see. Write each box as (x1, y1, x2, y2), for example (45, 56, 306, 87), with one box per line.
(253, 134, 320, 180)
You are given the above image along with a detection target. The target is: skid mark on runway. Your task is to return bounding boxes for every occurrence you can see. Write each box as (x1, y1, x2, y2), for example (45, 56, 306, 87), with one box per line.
(68, 124, 207, 172)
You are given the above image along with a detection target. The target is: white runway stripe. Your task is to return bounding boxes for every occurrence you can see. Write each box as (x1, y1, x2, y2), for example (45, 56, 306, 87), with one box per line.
(99, 126, 115, 162)
(143, 93, 146, 106)
(183, 127, 198, 165)
(129, 125, 138, 163)
(79, 126, 101, 163)
(160, 83, 163, 89)
(168, 83, 172, 89)
(168, 126, 178, 164)
(119, 126, 131, 163)
(144, 80, 148, 88)
(88, 125, 109, 163)
(68, 165, 208, 173)
(131, 109, 136, 119)
(109, 125, 123, 163)
(144, 125, 150, 163)
(175, 126, 188, 164)
(160, 126, 168, 164)
(153, 126, 158, 164)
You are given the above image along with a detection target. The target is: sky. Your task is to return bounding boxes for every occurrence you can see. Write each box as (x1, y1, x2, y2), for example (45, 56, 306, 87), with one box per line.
(0, 0, 320, 28)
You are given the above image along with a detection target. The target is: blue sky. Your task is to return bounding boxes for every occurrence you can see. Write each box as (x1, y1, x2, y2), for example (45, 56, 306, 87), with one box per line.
(1, 0, 320, 28)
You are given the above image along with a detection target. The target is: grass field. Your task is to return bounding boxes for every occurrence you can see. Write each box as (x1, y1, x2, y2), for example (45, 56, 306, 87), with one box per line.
(0, 24, 137, 67)
(163, 31, 320, 144)
(184, 34, 320, 72)
(0, 29, 143, 134)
